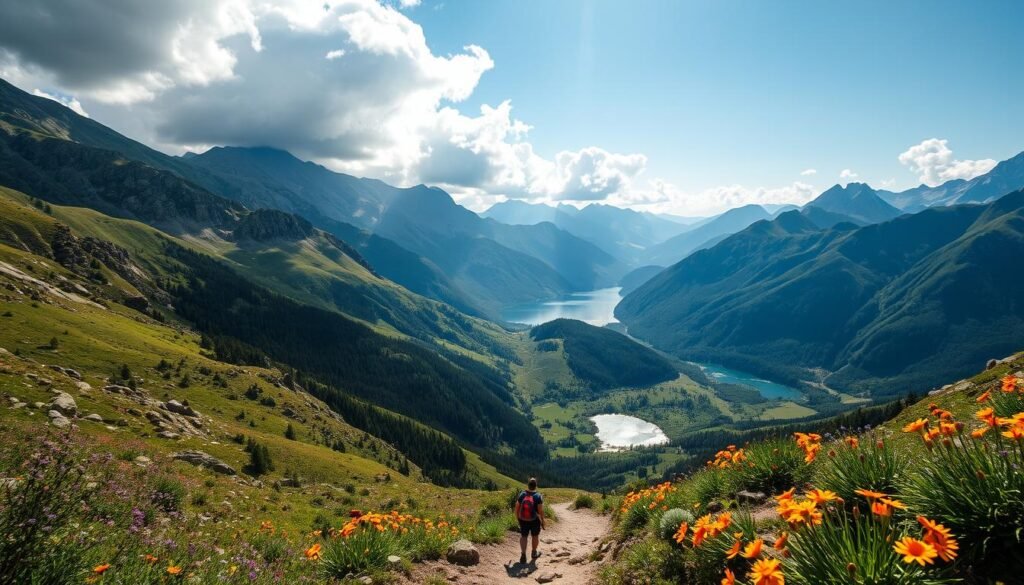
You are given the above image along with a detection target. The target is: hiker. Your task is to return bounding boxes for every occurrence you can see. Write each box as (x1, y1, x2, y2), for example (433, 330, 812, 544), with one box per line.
(515, 477, 545, 564)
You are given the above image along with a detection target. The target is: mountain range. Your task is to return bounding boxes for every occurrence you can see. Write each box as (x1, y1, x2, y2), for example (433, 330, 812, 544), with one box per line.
(617, 189, 1024, 398)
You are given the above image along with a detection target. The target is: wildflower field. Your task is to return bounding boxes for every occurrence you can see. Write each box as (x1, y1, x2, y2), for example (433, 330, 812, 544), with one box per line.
(601, 370, 1024, 585)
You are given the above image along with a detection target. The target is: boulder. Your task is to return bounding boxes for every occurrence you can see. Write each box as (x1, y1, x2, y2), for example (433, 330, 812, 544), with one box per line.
(172, 450, 236, 475)
(445, 540, 479, 566)
(163, 399, 199, 418)
(48, 410, 71, 428)
(48, 392, 77, 416)
(156, 431, 180, 440)
(82, 413, 104, 423)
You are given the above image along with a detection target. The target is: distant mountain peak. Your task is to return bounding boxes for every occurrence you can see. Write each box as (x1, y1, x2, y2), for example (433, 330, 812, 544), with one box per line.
(806, 182, 901, 225)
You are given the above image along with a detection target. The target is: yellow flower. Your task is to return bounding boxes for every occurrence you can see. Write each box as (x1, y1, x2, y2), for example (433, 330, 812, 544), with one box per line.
(748, 558, 784, 585)
(902, 418, 928, 433)
(304, 543, 322, 560)
(166, 565, 183, 575)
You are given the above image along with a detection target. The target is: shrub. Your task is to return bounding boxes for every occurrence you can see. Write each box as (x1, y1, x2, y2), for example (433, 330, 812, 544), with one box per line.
(573, 493, 595, 510)
(657, 508, 693, 541)
(815, 435, 908, 509)
(151, 476, 185, 513)
(784, 509, 957, 585)
(902, 413, 1024, 580)
(469, 516, 507, 544)
(320, 528, 399, 577)
(725, 438, 812, 495)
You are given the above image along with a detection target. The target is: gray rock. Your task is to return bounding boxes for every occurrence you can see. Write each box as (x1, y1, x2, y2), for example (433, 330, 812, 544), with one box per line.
(156, 431, 180, 440)
(358, 577, 373, 585)
(535, 571, 562, 583)
(74, 381, 91, 392)
(387, 555, 402, 567)
(163, 399, 199, 418)
(64, 369, 82, 380)
(32, 402, 45, 409)
(171, 450, 236, 475)
(445, 539, 479, 566)
(9, 402, 25, 409)
(48, 392, 77, 416)
(83, 413, 104, 423)
(134, 456, 151, 465)
(736, 490, 767, 504)
(7, 396, 19, 404)
(48, 412, 71, 428)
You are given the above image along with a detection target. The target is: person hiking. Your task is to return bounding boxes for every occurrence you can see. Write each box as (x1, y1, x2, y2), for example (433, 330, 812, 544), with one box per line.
(515, 477, 545, 564)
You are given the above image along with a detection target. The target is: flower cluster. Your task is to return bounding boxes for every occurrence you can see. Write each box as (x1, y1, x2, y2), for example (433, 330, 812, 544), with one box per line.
(329, 510, 457, 540)
(793, 432, 821, 463)
(708, 445, 746, 469)
(775, 488, 838, 527)
(620, 481, 675, 514)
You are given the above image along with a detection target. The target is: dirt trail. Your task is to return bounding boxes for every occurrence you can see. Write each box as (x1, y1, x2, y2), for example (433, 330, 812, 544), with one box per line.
(409, 503, 612, 584)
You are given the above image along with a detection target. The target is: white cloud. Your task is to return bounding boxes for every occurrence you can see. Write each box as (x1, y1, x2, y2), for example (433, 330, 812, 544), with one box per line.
(607, 180, 817, 217)
(839, 169, 858, 180)
(325, 49, 346, 60)
(398, 0, 421, 7)
(32, 88, 89, 117)
(0, 0, 261, 105)
(898, 138, 996, 186)
(800, 168, 817, 176)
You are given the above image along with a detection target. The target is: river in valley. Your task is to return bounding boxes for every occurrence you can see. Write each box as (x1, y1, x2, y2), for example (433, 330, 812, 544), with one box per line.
(508, 287, 805, 401)
(590, 413, 670, 451)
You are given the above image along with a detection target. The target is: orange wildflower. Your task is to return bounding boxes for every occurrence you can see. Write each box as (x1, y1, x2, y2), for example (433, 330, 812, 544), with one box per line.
(971, 427, 990, 438)
(721, 568, 736, 585)
(893, 537, 937, 566)
(805, 489, 839, 505)
(879, 497, 907, 510)
(870, 501, 892, 517)
(976, 408, 998, 427)
(1002, 426, 1024, 440)
(976, 390, 992, 403)
(725, 538, 742, 559)
(304, 543, 322, 560)
(144, 555, 158, 564)
(742, 538, 764, 559)
(854, 488, 886, 500)
(167, 565, 183, 575)
(673, 522, 689, 545)
(93, 564, 111, 575)
(902, 418, 928, 433)
(844, 436, 859, 448)
(773, 531, 788, 550)
(1002, 375, 1018, 393)
(775, 488, 796, 502)
(748, 558, 784, 585)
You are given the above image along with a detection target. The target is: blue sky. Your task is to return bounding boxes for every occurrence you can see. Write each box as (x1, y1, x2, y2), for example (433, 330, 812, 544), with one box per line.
(414, 0, 1024, 195)
(1, 0, 1021, 214)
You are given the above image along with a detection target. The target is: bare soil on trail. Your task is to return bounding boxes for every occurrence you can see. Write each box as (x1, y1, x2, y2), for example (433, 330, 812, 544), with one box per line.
(408, 503, 613, 584)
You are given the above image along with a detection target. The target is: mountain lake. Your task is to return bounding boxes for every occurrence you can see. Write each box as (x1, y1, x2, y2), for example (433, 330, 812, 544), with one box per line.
(501, 287, 622, 326)
(590, 413, 670, 451)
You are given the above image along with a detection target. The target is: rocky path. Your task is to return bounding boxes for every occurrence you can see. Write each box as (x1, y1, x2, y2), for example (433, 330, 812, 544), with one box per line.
(410, 502, 612, 584)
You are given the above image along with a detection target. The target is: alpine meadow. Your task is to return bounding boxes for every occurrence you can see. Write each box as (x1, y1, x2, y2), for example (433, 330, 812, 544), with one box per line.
(1, 2, 1023, 584)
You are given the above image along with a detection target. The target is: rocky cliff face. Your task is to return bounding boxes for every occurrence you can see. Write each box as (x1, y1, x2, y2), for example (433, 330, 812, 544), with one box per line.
(232, 209, 314, 241)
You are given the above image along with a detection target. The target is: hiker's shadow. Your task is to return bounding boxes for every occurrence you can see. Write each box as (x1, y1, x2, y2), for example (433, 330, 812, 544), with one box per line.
(504, 560, 537, 578)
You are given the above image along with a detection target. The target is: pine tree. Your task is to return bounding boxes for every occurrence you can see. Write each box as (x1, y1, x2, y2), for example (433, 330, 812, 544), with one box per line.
(284, 423, 297, 440)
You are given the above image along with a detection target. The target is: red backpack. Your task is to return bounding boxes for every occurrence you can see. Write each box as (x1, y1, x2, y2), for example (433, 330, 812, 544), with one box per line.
(519, 491, 537, 520)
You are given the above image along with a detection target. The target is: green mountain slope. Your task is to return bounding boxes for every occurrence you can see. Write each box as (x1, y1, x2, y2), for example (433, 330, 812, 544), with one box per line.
(530, 319, 679, 391)
(617, 193, 1024, 399)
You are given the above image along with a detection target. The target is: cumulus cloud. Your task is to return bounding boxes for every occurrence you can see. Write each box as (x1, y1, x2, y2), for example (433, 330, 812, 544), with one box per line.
(898, 138, 996, 186)
(0, 0, 701, 212)
(839, 169, 858, 180)
(0, 0, 260, 104)
(800, 168, 817, 176)
(32, 89, 89, 117)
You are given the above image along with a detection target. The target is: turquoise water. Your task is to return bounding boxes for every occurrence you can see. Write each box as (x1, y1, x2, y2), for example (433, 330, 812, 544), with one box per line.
(698, 363, 803, 400)
(501, 287, 622, 326)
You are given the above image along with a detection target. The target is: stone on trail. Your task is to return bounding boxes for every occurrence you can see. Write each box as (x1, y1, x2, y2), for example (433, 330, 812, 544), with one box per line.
(445, 539, 480, 566)
(535, 571, 562, 583)
(736, 490, 767, 504)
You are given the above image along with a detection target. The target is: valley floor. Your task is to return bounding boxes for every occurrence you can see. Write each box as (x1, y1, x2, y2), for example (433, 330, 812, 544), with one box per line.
(408, 503, 612, 585)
